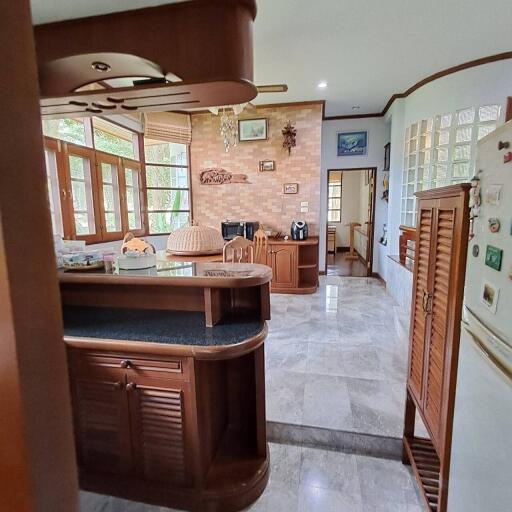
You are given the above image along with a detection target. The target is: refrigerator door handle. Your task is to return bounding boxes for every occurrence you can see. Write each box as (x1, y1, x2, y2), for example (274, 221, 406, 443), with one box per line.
(464, 326, 512, 384)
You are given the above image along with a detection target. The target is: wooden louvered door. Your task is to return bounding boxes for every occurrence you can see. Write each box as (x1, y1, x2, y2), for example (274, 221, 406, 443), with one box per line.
(408, 200, 436, 404)
(70, 365, 132, 475)
(127, 375, 189, 486)
(403, 184, 470, 512)
(422, 200, 457, 446)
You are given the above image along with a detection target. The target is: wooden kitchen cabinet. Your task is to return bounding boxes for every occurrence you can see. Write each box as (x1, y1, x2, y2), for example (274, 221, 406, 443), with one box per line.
(68, 351, 193, 486)
(268, 244, 297, 290)
(266, 237, 319, 294)
(403, 184, 470, 512)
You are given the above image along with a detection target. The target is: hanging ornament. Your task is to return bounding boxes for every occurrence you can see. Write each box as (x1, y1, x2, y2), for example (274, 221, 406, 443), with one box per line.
(219, 107, 238, 152)
(282, 121, 297, 155)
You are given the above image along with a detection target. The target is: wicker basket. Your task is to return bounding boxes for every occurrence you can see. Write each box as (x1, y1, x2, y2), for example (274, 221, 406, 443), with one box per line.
(167, 224, 225, 255)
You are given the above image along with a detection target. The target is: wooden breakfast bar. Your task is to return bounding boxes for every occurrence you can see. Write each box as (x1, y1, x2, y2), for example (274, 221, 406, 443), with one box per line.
(58, 259, 272, 512)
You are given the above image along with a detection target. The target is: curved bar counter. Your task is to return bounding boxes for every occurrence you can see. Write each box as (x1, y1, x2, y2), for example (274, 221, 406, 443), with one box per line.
(59, 258, 272, 512)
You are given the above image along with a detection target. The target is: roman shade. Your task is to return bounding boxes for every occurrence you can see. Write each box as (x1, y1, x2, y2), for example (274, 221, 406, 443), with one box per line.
(143, 112, 192, 145)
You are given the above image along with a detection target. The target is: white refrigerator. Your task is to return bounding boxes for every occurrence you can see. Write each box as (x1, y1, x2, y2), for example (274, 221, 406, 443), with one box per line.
(448, 120, 512, 511)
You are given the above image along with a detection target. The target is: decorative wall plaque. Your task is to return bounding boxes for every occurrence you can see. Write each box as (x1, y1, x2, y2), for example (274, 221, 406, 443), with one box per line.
(199, 168, 249, 185)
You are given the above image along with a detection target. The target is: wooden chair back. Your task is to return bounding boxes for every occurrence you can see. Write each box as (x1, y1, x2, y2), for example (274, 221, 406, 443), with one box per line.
(253, 228, 268, 264)
(223, 236, 254, 263)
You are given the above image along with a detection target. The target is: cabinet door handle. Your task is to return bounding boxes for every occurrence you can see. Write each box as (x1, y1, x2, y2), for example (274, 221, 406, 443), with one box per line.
(120, 359, 132, 369)
(126, 382, 137, 392)
(112, 381, 124, 390)
(422, 290, 429, 314)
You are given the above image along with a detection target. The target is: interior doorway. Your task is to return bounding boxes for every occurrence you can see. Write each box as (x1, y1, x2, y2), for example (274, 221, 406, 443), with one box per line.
(325, 167, 377, 277)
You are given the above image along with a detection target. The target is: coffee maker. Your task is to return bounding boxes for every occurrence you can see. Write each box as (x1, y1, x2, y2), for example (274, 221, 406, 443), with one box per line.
(290, 220, 308, 240)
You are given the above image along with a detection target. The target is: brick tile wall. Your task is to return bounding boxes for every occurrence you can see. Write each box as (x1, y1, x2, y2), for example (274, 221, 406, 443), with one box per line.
(190, 103, 322, 235)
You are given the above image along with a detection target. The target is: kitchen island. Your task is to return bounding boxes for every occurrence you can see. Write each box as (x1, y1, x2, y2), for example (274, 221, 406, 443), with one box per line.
(59, 260, 271, 512)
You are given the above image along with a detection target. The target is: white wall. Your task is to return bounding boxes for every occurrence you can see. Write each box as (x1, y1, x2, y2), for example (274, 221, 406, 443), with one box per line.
(359, 170, 370, 227)
(320, 117, 390, 273)
(385, 58, 512, 304)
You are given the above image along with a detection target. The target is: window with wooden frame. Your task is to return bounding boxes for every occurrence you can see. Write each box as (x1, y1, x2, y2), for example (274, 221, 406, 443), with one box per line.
(327, 170, 342, 223)
(144, 139, 191, 235)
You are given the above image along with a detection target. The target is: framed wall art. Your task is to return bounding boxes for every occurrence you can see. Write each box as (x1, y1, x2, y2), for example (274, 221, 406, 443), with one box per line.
(259, 159, 276, 171)
(284, 183, 299, 194)
(337, 131, 368, 156)
(238, 118, 268, 141)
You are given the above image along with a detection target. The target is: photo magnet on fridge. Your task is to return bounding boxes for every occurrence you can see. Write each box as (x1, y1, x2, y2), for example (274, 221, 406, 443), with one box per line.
(481, 281, 500, 314)
(485, 245, 503, 271)
(485, 184, 502, 206)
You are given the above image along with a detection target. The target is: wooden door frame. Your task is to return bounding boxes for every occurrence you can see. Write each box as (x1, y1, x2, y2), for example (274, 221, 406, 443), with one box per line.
(325, 167, 377, 276)
(0, 1, 78, 510)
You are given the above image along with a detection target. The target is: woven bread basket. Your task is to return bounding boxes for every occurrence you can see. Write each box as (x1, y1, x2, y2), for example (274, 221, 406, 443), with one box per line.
(167, 223, 225, 255)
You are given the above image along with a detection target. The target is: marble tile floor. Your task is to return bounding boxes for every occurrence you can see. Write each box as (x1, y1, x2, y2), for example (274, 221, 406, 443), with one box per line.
(80, 443, 424, 512)
(265, 276, 412, 441)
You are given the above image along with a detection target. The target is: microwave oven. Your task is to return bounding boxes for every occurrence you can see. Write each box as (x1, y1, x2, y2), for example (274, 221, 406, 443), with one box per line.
(221, 221, 260, 241)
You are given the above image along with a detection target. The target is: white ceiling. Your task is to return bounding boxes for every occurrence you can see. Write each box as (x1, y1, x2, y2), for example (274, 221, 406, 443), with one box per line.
(30, 0, 512, 117)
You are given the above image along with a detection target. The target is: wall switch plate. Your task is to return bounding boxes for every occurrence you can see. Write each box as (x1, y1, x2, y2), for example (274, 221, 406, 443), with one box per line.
(300, 201, 309, 207)
(300, 206, 309, 213)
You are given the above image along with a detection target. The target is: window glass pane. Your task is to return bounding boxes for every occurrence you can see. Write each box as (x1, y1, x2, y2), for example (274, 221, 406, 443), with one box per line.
(437, 130, 450, 145)
(144, 140, 188, 165)
(456, 127, 472, 143)
(328, 198, 341, 210)
(101, 163, 121, 232)
(146, 166, 189, 188)
(69, 155, 85, 179)
(42, 118, 87, 146)
(148, 211, 190, 234)
(92, 118, 135, 159)
(479, 105, 500, 122)
(125, 167, 142, 230)
(453, 162, 470, 178)
(438, 114, 452, 129)
(44, 149, 64, 237)
(453, 144, 471, 161)
(457, 107, 475, 125)
(436, 147, 449, 162)
(69, 154, 95, 236)
(147, 189, 190, 211)
(328, 211, 341, 222)
(329, 185, 341, 198)
(478, 124, 496, 140)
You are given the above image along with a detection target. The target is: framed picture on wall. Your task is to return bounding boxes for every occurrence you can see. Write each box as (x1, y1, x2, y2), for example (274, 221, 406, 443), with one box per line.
(284, 183, 299, 194)
(384, 142, 391, 171)
(337, 131, 368, 156)
(239, 118, 268, 141)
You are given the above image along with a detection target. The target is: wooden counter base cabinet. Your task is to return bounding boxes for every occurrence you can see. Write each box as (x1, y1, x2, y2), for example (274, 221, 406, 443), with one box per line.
(67, 338, 268, 512)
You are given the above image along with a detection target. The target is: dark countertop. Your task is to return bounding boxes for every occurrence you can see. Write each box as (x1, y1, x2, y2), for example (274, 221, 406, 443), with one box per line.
(62, 306, 265, 347)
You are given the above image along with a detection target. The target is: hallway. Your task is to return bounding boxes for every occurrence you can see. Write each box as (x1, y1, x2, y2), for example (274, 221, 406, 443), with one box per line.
(326, 252, 368, 277)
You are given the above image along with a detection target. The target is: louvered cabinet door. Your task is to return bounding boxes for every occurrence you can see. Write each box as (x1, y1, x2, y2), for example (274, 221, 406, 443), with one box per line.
(423, 200, 458, 445)
(127, 377, 189, 486)
(70, 367, 132, 475)
(407, 202, 435, 404)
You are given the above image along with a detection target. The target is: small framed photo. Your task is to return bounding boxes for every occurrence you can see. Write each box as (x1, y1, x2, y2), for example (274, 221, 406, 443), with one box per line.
(259, 159, 276, 172)
(337, 131, 368, 156)
(384, 142, 391, 172)
(238, 118, 268, 142)
(482, 281, 500, 314)
(284, 183, 299, 194)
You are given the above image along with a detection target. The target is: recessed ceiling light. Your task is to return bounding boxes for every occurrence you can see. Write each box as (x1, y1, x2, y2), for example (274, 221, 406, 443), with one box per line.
(352, 105, 360, 111)
(317, 81, 327, 89)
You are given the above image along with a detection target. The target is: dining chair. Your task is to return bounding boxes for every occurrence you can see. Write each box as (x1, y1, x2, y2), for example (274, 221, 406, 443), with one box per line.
(253, 228, 268, 264)
(223, 236, 255, 263)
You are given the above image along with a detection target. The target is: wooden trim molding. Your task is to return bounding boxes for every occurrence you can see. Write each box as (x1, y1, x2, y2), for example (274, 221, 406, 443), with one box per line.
(0, 1, 78, 510)
(322, 52, 512, 120)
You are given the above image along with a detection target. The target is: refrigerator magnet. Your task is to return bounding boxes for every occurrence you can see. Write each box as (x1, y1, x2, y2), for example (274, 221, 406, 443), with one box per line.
(472, 244, 480, 257)
(485, 245, 503, 271)
(488, 218, 501, 233)
(484, 184, 502, 206)
(482, 281, 500, 314)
